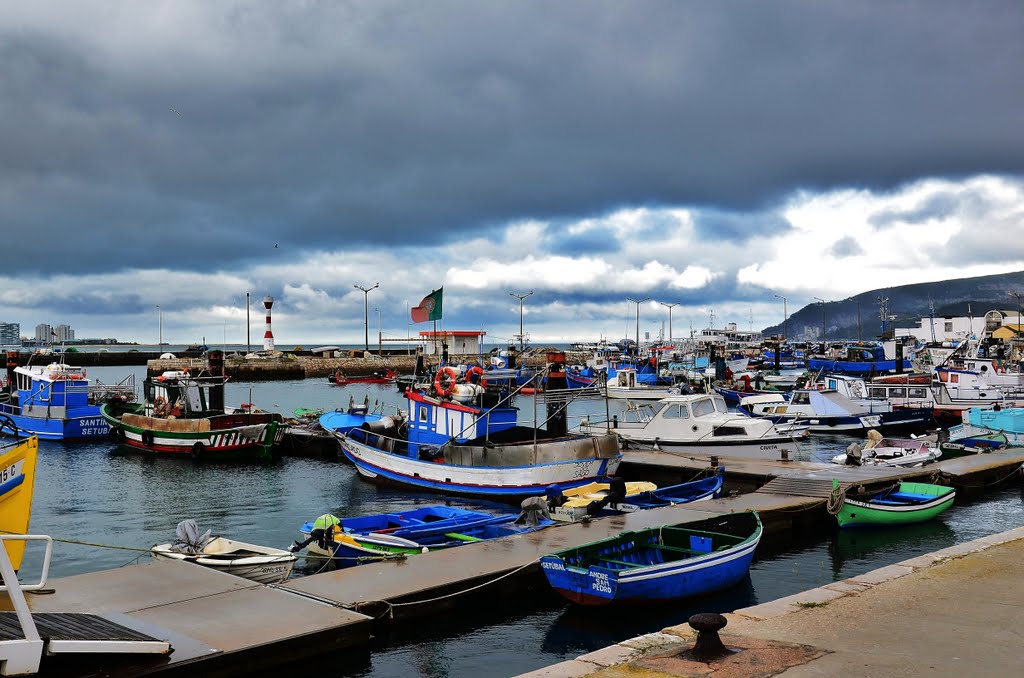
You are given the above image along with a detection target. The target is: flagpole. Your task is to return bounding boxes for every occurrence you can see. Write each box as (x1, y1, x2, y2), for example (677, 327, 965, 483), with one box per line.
(433, 319, 438, 362)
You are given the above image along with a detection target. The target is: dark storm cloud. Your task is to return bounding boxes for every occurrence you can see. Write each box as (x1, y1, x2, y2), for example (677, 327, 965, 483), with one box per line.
(1, 1, 1022, 276)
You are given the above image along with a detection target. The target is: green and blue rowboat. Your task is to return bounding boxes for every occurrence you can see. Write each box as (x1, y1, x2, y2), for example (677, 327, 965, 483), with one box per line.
(833, 479, 955, 529)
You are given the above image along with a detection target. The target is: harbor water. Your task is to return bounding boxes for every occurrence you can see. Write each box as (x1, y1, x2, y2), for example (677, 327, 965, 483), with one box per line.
(17, 366, 1024, 677)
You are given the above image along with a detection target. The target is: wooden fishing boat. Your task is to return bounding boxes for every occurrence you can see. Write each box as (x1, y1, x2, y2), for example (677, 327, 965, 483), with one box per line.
(101, 362, 284, 462)
(829, 480, 955, 529)
(151, 520, 296, 584)
(0, 420, 38, 571)
(540, 512, 761, 605)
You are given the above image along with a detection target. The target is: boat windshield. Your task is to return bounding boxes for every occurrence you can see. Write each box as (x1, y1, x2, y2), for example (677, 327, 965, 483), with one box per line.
(620, 402, 665, 422)
(692, 398, 718, 418)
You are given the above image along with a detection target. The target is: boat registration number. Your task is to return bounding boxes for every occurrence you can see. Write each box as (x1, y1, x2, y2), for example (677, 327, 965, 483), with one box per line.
(0, 459, 25, 485)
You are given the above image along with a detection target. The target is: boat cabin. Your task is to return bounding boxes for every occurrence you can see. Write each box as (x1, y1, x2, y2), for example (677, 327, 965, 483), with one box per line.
(10, 363, 90, 417)
(405, 390, 517, 456)
(144, 371, 222, 417)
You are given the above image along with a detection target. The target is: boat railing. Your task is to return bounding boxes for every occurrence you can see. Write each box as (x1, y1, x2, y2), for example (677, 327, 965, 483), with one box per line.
(0, 534, 46, 674)
(0, 534, 53, 592)
(88, 373, 138, 404)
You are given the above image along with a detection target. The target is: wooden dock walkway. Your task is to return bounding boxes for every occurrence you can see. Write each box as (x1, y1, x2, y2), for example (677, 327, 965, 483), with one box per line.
(9, 449, 1023, 676)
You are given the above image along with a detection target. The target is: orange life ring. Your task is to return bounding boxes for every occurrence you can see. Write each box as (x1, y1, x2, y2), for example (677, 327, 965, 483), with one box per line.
(465, 366, 485, 384)
(434, 367, 458, 397)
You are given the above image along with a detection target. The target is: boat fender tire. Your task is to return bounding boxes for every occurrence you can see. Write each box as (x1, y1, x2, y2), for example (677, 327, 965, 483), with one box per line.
(141, 430, 155, 448)
(191, 441, 205, 460)
(108, 425, 121, 441)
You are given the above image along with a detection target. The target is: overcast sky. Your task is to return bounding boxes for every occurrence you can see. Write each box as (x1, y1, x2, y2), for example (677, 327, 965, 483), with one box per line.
(2, 1, 1022, 347)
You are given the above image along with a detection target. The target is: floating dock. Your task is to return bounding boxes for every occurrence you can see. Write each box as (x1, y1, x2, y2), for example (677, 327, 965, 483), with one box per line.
(8, 450, 1023, 676)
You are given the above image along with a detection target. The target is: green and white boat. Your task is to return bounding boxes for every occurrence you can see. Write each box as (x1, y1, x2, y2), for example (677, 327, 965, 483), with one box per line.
(101, 367, 283, 462)
(831, 480, 955, 529)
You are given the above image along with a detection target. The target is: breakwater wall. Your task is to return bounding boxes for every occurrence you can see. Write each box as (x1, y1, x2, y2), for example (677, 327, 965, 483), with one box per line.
(146, 352, 563, 381)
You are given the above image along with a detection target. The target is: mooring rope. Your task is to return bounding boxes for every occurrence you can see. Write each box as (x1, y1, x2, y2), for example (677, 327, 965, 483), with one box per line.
(825, 482, 845, 515)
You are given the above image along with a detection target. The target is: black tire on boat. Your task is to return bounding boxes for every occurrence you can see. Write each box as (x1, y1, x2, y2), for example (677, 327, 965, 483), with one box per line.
(190, 441, 205, 460)
(141, 430, 154, 448)
(108, 425, 121, 441)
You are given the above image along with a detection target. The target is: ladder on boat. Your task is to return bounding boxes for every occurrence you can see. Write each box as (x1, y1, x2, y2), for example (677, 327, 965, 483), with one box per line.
(0, 534, 171, 676)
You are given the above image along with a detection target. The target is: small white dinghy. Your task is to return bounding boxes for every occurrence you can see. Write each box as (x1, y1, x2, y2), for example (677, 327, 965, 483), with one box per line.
(831, 430, 941, 468)
(151, 520, 296, 585)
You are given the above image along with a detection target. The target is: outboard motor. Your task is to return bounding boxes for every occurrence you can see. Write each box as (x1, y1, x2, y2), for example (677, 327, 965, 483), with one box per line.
(290, 514, 340, 553)
(844, 442, 863, 466)
(515, 496, 550, 526)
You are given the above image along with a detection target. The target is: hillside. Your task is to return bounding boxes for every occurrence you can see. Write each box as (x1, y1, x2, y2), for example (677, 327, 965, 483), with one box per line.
(763, 270, 1024, 341)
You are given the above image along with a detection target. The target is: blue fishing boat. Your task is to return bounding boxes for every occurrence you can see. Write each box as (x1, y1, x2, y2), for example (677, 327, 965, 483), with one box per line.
(293, 504, 548, 565)
(317, 395, 384, 435)
(807, 343, 911, 376)
(540, 512, 761, 605)
(0, 361, 133, 441)
(338, 352, 622, 499)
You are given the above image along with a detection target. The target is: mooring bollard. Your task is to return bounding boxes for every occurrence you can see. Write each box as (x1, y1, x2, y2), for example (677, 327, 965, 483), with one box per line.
(689, 612, 728, 659)
(709, 455, 719, 468)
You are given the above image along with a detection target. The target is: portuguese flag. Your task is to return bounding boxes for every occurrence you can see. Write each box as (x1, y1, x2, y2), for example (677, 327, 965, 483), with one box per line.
(411, 287, 443, 323)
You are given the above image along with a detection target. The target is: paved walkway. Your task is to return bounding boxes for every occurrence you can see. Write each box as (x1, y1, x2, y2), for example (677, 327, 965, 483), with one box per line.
(519, 526, 1024, 677)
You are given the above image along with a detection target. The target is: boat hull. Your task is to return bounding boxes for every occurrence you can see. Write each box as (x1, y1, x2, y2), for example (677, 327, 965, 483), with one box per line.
(541, 513, 761, 605)
(0, 434, 38, 570)
(151, 540, 296, 585)
(101, 404, 282, 462)
(0, 408, 110, 441)
(339, 433, 622, 498)
(836, 482, 955, 529)
(618, 434, 800, 460)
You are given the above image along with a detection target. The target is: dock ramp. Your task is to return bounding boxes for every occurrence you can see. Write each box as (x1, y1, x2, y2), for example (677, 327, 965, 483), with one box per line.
(0, 535, 170, 675)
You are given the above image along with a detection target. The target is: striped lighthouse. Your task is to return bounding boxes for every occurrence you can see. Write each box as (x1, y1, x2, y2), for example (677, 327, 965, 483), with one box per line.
(263, 296, 275, 351)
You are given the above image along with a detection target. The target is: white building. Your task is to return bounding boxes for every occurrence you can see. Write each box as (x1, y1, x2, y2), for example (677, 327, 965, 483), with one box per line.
(418, 330, 486, 356)
(0, 322, 20, 347)
(55, 324, 75, 342)
(895, 315, 987, 343)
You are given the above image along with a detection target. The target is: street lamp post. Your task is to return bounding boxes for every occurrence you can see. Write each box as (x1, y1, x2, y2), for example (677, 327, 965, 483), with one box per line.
(156, 305, 162, 346)
(510, 291, 533, 352)
(627, 297, 651, 351)
(813, 297, 826, 344)
(375, 307, 382, 354)
(773, 294, 787, 342)
(354, 282, 379, 352)
(659, 302, 678, 344)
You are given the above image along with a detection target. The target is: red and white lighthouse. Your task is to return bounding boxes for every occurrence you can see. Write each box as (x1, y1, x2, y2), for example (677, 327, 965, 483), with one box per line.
(263, 295, 275, 351)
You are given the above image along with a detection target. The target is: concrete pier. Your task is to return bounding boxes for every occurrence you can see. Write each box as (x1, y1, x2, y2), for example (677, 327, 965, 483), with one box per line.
(518, 526, 1024, 677)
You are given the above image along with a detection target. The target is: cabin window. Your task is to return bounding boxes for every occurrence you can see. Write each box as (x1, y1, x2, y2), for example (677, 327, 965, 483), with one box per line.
(890, 387, 907, 397)
(909, 388, 928, 398)
(713, 398, 727, 413)
(713, 426, 747, 437)
(951, 374, 959, 384)
(418, 406, 428, 423)
(662, 404, 689, 419)
(792, 393, 809, 404)
(691, 399, 716, 418)
(868, 387, 885, 398)
(944, 321, 953, 332)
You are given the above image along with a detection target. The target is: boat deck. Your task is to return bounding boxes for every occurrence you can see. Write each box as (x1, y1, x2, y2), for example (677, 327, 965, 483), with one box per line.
(9, 449, 1022, 676)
